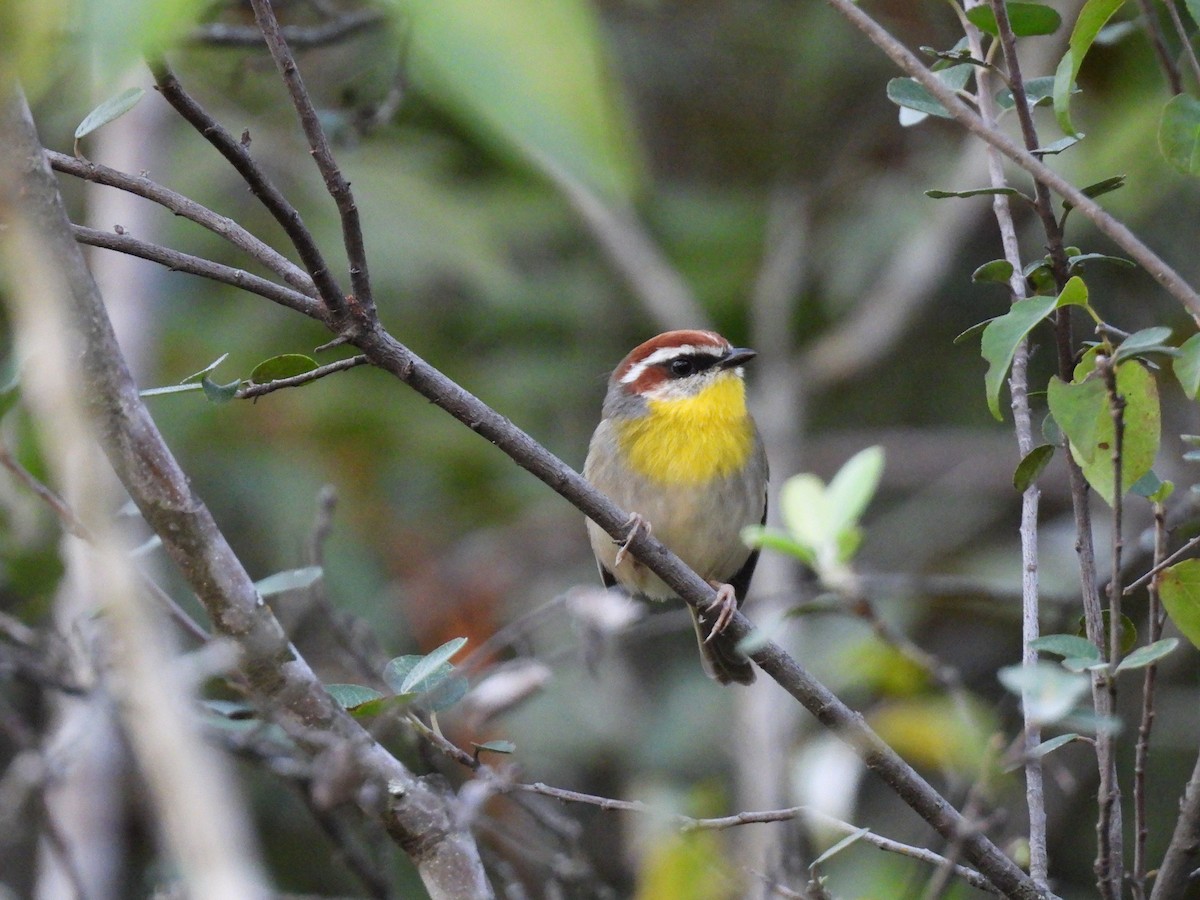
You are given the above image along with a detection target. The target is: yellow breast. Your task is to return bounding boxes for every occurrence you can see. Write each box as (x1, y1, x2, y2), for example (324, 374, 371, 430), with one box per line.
(616, 375, 754, 485)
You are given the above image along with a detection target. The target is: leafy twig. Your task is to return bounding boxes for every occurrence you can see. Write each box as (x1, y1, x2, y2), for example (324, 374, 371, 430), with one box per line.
(237, 355, 368, 400)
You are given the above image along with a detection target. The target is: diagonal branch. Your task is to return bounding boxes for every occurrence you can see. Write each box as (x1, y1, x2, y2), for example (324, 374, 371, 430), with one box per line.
(249, 0, 374, 318)
(147, 58, 350, 320)
(72, 225, 320, 316)
(45, 150, 316, 299)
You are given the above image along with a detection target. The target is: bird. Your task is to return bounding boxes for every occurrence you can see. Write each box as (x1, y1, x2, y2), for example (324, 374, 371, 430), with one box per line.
(583, 329, 768, 685)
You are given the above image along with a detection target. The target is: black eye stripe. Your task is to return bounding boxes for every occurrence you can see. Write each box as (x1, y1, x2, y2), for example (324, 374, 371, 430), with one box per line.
(664, 353, 721, 377)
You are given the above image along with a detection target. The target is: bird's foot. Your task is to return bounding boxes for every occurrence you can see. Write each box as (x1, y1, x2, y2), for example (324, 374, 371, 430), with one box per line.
(702, 581, 738, 642)
(613, 513, 650, 568)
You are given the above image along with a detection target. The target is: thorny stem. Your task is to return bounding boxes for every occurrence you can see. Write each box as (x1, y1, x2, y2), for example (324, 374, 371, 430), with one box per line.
(1131, 500, 1168, 900)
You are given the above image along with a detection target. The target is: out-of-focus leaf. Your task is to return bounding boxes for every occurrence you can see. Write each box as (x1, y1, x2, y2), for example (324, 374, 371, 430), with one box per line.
(868, 696, 992, 774)
(998, 662, 1090, 725)
(473, 740, 516, 755)
(1003, 733, 1083, 771)
(1066, 253, 1135, 272)
(1014, 444, 1054, 491)
(980, 294, 1058, 419)
(1159, 559, 1200, 649)
(1076, 611, 1138, 656)
(810, 828, 870, 868)
(326, 683, 384, 710)
(1053, 0, 1127, 136)
(966, 3, 1062, 36)
(140, 383, 205, 397)
(181, 353, 230, 383)
(1036, 135, 1082, 154)
(826, 446, 884, 535)
(249, 354, 318, 384)
(1160, 94, 1200, 176)
(399, 636, 468, 694)
(926, 188, 1024, 201)
(398, 0, 641, 203)
(741, 525, 816, 565)
(255, 565, 323, 596)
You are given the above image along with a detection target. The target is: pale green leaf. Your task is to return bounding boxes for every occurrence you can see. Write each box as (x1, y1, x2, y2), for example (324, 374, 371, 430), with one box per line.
(1014, 444, 1054, 491)
(1159, 559, 1200, 649)
(75, 87, 145, 141)
(998, 662, 1090, 725)
(326, 683, 385, 710)
(1053, 0, 1127, 136)
(1160, 94, 1200, 176)
(400, 637, 468, 694)
(249, 354, 318, 384)
(826, 446, 885, 535)
(779, 473, 830, 550)
(1030, 633, 1102, 660)
(966, 3, 1062, 36)
(980, 294, 1058, 419)
(1115, 638, 1179, 672)
(1173, 333, 1200, 399)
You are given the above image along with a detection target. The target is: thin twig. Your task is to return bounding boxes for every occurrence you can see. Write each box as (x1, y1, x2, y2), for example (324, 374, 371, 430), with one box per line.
(0, 443, 90, 539)
(1131, 499, 1168, 900)
(45, 150, 317, 300)
(249, 0, 374, 318)
(1162, 0, 1200, 91)
(71, 225, 317, 315)
(146, 59, 348, 319)
(189, 8, 386, 49)
(511, 783, 1000, 894)
(1134, 0, 1183, 93)
(963, 5, 1049, 883)
(236, 355, 368, 400)
(1124, 532, 1200, 594)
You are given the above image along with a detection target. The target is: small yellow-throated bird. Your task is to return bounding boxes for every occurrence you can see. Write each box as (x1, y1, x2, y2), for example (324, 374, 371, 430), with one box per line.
(584, 330, 768, 685)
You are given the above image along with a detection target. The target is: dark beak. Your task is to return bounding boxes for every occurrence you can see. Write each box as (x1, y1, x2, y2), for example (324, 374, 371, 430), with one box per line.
(720, 347, 757, 369)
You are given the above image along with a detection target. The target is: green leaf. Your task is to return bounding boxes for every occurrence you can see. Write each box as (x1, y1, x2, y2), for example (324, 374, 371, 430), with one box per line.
(1077, 611, 1138, 656)
(399, 637, 468, 694)
(980, 294, 1058, 419)
(966, 3, 1062, 36)
(1175, 333, 1200, 400)
(75, 87, 146, 141)
(998, 662, 1090, 725)
(249, 354, 318, 384)
(826, 446, 885, 535)
(740, 525, 816, 566)
(1187, 0, 1200, 31)
(1066, 253, 1135, 272)
(255, 565, 323, 596)
(1113, 327, 1177, 363)
(1014, 444, 1054, 491)
(140, 383, 205, 398)
(1159, 559, 1200, 649)
(1054, 274, 1089, 308)
(1028, 732, 1083, 758)
(1047, 374, 1105, 459)
(424, 672, 470, 712)
(995, 75, 1058, 110)
(404, 0, 641, 203)
(926, 188, 1025, 200)
(1130, 470, 1163, 499)
(326, 683, 385, 710)
(473, 740, 516, 755)
(1079, 175, 1127, 200)
(954, 318, 997, 345)
(1031, 633, 1102, 661)
(1036, 135, 1082, 155)
(1115, 637, 1179, 672)
(201, 376, 240, 404)
(1159, 94, 1200, 176)
(972, 259, 1016, 284)
(1053, 0, 1127, 136)
(886, 65, 972, 120)
(779, 473, 830, 552)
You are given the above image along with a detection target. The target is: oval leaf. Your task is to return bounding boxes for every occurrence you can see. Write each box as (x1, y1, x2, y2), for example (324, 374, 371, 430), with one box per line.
(972, 259, 1016, 284)
(998, 662, 1091, 726)
(202, 376, 241, 404)
(1116, 637, 1179, 672)
(1160, 94, 1200, 176)
(1159, 559, 1200, 649)
(249, 354, 318, 384)
(1030, 633, 1101, 661)
(75, 87, 146, 141)
(1014, 444, 1055, 491)
(1053, 0, 1127, 137)
(980, 294, 1059, 419)
(826, 446, 885, 534)
(966, 3, 1062, 37)
(400, 637, 468, 694)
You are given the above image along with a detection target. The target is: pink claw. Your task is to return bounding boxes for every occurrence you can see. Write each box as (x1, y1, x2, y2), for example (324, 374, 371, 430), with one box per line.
(613, 513, 650, 568)
(703, 582, 738, 642)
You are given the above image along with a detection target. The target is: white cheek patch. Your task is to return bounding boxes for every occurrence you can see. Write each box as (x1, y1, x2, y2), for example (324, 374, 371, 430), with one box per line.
(619, 344, 724, 385)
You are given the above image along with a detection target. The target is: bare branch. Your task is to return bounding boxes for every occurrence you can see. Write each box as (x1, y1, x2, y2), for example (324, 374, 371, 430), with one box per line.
(248, 0, 374, 317)
(147, 59, 350, 320)
(45, 149, 316, 298)
(189, 8, 386, 49)
(71, 224, 320, 315)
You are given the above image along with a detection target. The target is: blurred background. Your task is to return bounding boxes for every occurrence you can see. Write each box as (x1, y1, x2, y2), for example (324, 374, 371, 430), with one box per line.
(5, 0, 1200, 897)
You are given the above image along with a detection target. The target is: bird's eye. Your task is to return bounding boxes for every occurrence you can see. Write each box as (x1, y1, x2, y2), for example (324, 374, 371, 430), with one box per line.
(669, 357, 695, 377)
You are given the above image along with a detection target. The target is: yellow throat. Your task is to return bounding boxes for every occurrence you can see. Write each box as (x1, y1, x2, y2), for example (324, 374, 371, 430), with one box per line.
(617, 374, 754, 485)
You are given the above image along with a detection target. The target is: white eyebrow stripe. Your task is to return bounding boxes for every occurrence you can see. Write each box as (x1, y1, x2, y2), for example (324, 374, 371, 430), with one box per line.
(618, 344, 724, 384)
